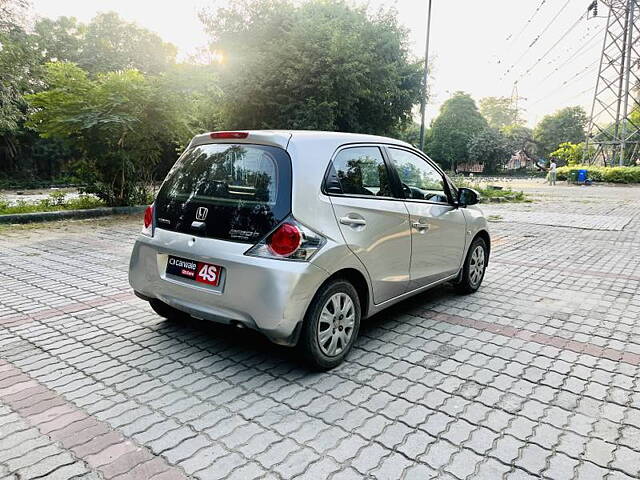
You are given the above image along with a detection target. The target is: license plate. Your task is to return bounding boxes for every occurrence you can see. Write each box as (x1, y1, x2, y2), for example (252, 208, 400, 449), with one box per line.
(166, 255, 221, 287)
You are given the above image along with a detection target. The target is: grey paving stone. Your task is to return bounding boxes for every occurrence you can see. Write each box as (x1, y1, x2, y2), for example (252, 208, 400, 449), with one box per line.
(2, 184, 640, 480)
(419, 441, 458, 470)
(193, 452, 245, 480)
(146, 425, 197, 454)
(179, 443, 228, 474)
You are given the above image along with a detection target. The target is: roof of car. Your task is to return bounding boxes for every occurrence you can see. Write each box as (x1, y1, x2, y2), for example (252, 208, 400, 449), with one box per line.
(188, 130, 413, 150)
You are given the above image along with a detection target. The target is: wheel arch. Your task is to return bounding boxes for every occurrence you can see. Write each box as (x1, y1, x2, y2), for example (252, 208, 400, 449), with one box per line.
(317, 267, 371, 319)
(473, 229, 491, 264)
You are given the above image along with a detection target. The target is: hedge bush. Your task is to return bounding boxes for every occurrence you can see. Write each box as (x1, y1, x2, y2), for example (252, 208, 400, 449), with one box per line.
(556, 165, 640, 183)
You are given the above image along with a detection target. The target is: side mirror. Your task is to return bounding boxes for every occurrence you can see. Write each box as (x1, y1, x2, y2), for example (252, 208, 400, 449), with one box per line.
(458, 187, 479, 207)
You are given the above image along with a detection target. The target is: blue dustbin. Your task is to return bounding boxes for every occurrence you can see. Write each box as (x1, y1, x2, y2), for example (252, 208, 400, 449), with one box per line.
(577, 169, 587, 182)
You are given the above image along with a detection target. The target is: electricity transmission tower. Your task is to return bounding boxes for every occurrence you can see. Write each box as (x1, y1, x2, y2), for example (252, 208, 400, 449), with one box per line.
(585, 0, 640, 165)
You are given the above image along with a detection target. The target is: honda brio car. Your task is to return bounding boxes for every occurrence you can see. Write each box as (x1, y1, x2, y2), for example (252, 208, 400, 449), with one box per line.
(129, 131, 489, 369)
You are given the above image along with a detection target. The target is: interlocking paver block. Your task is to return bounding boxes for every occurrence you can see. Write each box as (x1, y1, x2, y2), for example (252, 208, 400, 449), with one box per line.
(1, 184, 640, 478)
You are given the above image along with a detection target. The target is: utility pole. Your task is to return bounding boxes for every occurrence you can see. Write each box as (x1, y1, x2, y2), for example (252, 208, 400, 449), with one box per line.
(419, 0, 433, 152)
(585, 0, 640, 166)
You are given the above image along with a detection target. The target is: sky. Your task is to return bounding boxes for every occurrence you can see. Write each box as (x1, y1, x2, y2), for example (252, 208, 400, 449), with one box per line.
(30, 0, 606, 127)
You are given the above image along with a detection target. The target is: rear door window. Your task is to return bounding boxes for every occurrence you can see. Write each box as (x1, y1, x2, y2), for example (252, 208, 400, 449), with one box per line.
(324, 146, 394, 198)
(154, 143, 291, 242)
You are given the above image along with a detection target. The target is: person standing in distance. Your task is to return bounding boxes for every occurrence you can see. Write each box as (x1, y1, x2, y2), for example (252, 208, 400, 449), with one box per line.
(548, 159, 557, 186)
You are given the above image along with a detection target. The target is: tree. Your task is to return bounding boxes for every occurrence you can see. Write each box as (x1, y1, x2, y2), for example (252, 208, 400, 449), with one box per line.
(0, 0, 28, 29)
(26, 63, 196, 205)
(426, 92, 489, 171)
(393, 122, 422, 148)
(199, 0, 422, 134)
(479, 96, 522, 130)
(80, 12, 177, 75)
(468, 128, 511, 173)
(550, 142, 594, 166)
(1, 9, 188, 181)
(32, 16, 85, 65)
(0, 0, 42, 175)
(502, 124, 536, 158)
(534, 106, 587, 158)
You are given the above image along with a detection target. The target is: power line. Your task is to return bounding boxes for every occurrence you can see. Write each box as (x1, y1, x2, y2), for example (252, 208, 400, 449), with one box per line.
(516, 13, 586, 81)
(529, 60, 599, 105)
(505, 0, 547, 44)
(502, 0, 572, 78)
(539, 26, 604, 82)
(543, 23, 601, 69)
(566, 85, 596, 102)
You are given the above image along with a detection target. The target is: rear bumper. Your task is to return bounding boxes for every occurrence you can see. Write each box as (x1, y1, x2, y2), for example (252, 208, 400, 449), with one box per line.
(128, 230, 329, 346)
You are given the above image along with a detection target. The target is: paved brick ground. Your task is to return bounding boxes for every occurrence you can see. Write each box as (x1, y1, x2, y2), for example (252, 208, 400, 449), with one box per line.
(0, 182, 639, 479)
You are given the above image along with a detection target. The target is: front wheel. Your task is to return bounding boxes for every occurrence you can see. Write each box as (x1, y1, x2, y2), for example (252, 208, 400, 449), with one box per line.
(298, 280, 361, 370)
(455, 237, 488, 294)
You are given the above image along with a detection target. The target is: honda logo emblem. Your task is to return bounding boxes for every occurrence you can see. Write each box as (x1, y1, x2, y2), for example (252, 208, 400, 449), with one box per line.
(195, 207, 208, 221)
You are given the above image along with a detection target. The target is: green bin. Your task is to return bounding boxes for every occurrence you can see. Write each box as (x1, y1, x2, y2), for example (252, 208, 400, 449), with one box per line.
(568, 171, 579, 183)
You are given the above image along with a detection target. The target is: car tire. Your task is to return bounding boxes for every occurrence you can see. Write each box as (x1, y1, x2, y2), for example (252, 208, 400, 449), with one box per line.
(455, 237, 488, 294)
(149, 299, 185, 321)
(298, 279, 361, 371)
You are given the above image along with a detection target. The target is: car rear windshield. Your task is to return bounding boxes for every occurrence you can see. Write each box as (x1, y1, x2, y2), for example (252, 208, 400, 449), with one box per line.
(154, 143, 292, 242)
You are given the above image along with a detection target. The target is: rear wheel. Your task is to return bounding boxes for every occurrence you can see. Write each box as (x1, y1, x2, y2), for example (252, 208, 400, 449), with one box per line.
(298, 280, 361, 370)
(149, 299, 186, 321)
(455, 237, 488, 294)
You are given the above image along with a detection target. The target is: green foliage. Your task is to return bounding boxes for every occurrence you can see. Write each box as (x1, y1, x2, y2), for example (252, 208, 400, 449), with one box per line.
(501, 124, 536, 157)
(392, 122, 422, 148)
(47, 189, 67, 206)
(479, 96, 522, 129)
(1, 9, 183, 182)
(80, 12, 177, 75)
(427, 92, 489, 171)
(467, 128, 511, 174)
(32, 16, 85, 65)
(0, 1, 44, 178)
(0, 3, 42, 134)
(555, 165, 640, 183)
(28, 13, 178, 75)
(161, 62, 224, 132)
(0, 192, 104, 215)
(26, 13, 178, 75)
(452, 176, 527, 202)
(534, 106, 587, 158)
(26, 63, 196, 206)
(549, 142, 595, 166)
(200, 0, 422, 133)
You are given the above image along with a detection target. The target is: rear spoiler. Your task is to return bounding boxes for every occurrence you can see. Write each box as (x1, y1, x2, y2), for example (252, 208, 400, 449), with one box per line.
(189, 131, 292, 150)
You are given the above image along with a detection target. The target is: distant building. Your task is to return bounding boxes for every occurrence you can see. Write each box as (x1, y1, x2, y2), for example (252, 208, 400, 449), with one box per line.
(505, 150, 536, 170)
(457, 162, 484, 173)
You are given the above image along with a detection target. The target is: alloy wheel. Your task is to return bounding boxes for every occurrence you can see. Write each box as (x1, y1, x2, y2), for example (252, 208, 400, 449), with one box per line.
(469, 245, 485, 287)
(317, 292, 355, 357)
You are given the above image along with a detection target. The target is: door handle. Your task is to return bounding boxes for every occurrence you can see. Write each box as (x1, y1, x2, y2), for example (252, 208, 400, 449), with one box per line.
(412, 221, 430, 231)
(339, 216, 367, 227)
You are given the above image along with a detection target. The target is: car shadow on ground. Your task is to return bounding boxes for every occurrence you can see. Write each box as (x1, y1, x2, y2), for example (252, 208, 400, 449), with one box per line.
(152, 282, 456, 373)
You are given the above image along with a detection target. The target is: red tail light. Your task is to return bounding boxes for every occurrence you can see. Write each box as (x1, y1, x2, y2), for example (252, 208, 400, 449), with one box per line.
(268, 223, 302, 256)
(144, 205, 153, 228)
(142, 204, 154, 236)
(210, 131, 249, 139)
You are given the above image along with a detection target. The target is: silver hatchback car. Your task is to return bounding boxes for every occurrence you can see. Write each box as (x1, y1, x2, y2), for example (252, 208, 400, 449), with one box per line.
(129, 131, 489, 369)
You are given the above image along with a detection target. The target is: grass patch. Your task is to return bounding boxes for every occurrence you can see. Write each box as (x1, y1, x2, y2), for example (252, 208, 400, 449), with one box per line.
(0, 191, 105, 215)
(453, 177, 529, 203)
(480, 188, 528, 202)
